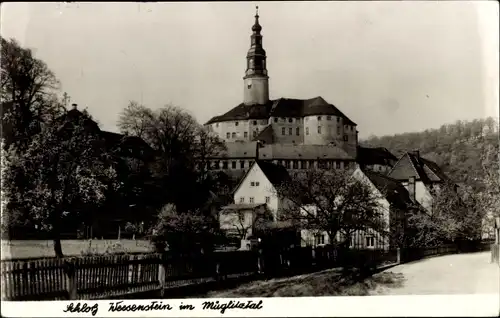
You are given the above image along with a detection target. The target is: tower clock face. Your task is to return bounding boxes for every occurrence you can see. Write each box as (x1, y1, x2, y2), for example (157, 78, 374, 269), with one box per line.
(247, 79, 252, 89)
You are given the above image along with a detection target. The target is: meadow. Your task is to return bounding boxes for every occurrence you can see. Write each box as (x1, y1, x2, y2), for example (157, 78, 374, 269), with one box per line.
(1, 239, 154, 260)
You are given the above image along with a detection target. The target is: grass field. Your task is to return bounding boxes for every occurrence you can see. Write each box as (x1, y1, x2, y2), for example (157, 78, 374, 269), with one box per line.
(1, 239, 154, 260)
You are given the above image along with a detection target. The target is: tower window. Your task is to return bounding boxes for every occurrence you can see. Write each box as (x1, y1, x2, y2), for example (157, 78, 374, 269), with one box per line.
(274, 117, 278, 123)
(288, 118, 293, 123)
(253, 120, 257, 125)
(282, 127, 285, 135)
(318, 126, 322, 134)
(226, 132, 230, 139)
(306, 127, 309, 135)
(289, 127, 292, 135)
(232, 132, 236, 138)
(318, 116, 322, 121)
(244, 132, 248, 138)
(235, 121, 239, 126)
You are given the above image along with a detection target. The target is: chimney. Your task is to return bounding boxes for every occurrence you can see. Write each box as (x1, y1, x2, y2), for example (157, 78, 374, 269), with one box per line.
(71, 103, 78, 110)
(255, 140, 263, 160)
(408, 176, 416, 202)
(412, 149, 420, 159)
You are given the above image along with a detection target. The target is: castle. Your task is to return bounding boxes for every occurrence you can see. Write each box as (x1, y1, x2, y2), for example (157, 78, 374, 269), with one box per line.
(204, 8, 395, 177)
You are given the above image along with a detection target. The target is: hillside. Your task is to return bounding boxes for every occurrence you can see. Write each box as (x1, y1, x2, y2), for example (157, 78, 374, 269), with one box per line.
(361, 117, 499, 191)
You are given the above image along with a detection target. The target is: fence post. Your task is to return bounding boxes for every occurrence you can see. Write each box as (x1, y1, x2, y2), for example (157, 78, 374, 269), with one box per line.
(65, 260, 77, 300)
(397, 248, 401, 264)
(158, 254, 166, 297)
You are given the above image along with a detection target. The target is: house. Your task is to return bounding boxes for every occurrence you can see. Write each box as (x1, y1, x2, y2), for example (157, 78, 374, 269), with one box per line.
(232, 160, 292, 221)
(299, 167, 415, 250)
(388, 150, 451, 213)
(357, 146, 398, 174)
(219, 203, 273, 250)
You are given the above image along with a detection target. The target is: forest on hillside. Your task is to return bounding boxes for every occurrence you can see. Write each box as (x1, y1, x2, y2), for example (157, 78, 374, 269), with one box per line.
(361, 117, 499, 191)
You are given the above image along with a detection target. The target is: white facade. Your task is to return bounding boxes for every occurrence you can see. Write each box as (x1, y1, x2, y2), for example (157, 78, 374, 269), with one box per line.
(233, 162, 281, 221)
(401, 180, 433, 214)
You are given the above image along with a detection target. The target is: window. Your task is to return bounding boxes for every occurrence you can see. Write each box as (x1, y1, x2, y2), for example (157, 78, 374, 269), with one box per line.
(250, 182, 255, 186)
(337, 117, 340, 122)
(344, 162, 350, 170)
(315, 234, 325, 246)
(261, 120, 267, 125)
(226, 132, 230, 139)
(253, 120, 257, 125)
(231, 161, 236, 169)
(317, 116, 322, 121)
(305, 117, 309, 122)
(255, 182, 260, 186)
(216, 123, 219, 127)
(293, 160, 299, 169)
(253, 131, 257, 137)
(249, 197, 254, 203)
(282, 127, 286, 135)
(286, 118, 292, 123)
(318, 126, 322, 134)
(296, 127, 300, 136)
(274, 117, 278, 123)
(343, 135, 348, 141)
(213, 161, 219, 169)
(289, 127, 292, 135)
(309, 160, 315, 168)
(327, 116, 331, 120)
(366, 236, 375, 247)
(240, 161, 245, 169)
(222, 161, 228, 169)
(306, 127, 309, 135)
(336, 161, 341, 169)
(337, 127, 341, 135)
(281, 117, 286, 123)
(235, 122, 239, 126)
(244, 132, 248, 138)
(285, 160, 291, 169)
(296, 118, 301, 123)
(265, 196, 270, 203)
(239, 197, 245, 203)
(232, 132, 236, 138)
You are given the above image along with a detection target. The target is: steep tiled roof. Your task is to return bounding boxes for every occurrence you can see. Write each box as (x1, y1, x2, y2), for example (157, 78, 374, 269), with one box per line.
(362, 169, 414, 210)
(388, 152, 450, 183)
(212, 141, 354, 160)
(357, 146, 397, 166)
(205, 96, 356, 126)
(256, 160, 291, 187)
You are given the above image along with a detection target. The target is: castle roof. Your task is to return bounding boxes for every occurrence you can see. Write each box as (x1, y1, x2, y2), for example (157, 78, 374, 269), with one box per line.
(211, 141, 354, 160)
(205, 96, 356, 126)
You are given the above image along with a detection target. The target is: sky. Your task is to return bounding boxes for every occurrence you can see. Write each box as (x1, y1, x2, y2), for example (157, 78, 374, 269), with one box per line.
(1, 1, 498, 139)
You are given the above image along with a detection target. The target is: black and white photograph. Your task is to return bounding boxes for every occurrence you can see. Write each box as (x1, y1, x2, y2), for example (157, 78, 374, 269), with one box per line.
(1, 1, 499, 317)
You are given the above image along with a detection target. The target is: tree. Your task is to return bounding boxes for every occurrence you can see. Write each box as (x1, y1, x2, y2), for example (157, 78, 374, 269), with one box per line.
(149, 203, 221, 255)
(219, 206, 274, 245)
(1, 37, 64, 151)
(275, 168, 387, 249)
(117, 101, 226, 211)
(2, 111, 119, 257)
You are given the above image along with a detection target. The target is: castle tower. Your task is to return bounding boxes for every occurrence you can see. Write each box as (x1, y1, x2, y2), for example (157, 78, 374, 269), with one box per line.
(243, 6, 269, 106)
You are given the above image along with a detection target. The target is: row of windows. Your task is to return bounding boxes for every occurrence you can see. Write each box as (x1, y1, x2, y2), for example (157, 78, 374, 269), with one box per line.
(206, 159, 351, 170)
(239, 196, 271, 204)
(212, 119, 355, 132)
(250, 181, 260, 187)
(281, 127, 301, 136)
(225, 130, 260, 139)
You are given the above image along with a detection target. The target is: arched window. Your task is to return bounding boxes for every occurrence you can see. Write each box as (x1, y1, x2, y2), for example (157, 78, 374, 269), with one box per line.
(306, 127, 309, 135)
(296, 127, 300, 136)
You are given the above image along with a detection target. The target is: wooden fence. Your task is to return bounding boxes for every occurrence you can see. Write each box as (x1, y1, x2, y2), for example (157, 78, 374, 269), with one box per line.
(1, 242, 492, 301)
